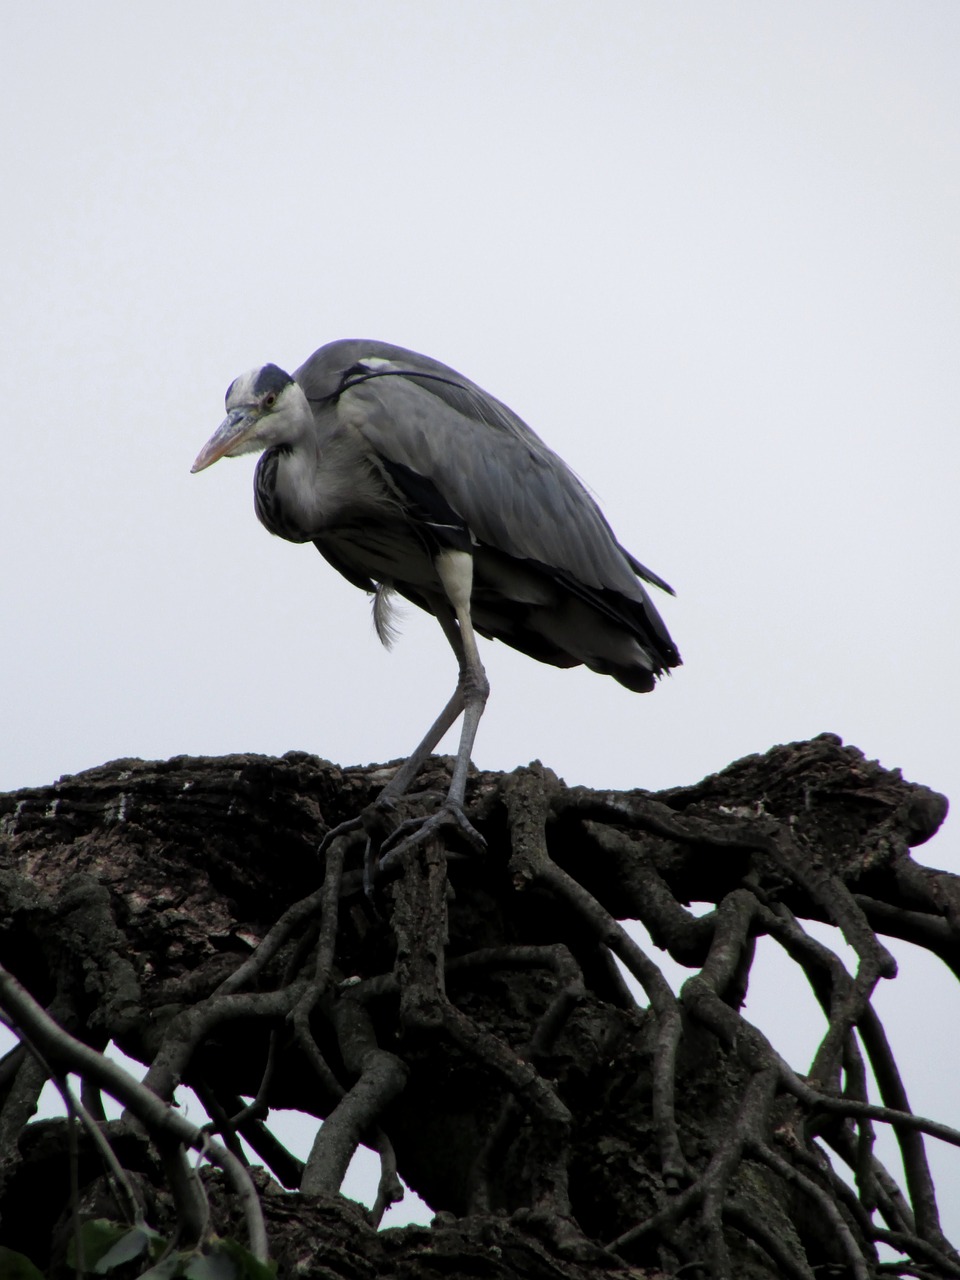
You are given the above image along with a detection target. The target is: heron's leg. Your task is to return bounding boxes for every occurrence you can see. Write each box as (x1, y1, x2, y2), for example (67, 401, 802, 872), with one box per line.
(353, 601, 468, 893)
(322, 571, 484, 893)
(360, 554, 489, 879)
(375, 554, 487, 808)
(377, 680, 465, 803)
(319, 676, 465, 872)
(433, 550, 490, 809)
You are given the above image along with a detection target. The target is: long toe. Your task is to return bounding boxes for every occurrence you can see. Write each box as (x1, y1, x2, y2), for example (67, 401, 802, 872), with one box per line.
(379, 803, 486, 872)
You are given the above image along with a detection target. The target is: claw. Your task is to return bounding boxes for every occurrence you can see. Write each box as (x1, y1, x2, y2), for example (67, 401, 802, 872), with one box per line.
(379, 801, 486, 872)
(320, 788, 484, 901)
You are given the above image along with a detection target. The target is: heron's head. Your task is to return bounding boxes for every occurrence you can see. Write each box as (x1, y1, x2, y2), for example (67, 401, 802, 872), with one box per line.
(191, 364, 309, 473)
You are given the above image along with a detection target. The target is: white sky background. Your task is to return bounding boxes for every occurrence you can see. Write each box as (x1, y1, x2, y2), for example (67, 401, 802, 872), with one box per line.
(2, 0, 959, 1242)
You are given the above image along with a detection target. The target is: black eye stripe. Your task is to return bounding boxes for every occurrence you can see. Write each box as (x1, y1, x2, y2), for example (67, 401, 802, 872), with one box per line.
(253, 364, 294, 397)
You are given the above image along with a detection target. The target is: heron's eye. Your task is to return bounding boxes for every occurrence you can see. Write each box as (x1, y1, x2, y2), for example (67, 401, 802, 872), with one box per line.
(263, 392, 278, 409)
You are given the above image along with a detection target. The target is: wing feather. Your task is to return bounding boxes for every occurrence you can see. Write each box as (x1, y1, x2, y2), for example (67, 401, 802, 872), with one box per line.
(295, 340, 679, 668)
(297, 343, 646, 593)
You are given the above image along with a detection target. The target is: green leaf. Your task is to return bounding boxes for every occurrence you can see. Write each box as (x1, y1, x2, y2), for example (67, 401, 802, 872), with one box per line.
(94, 1225, 157, 1273)
(135, 1258, 181, 1280)
(214, 1239, 276, 1280)
(66, 1220, 133, 1271)
(179, 1240, 275, 1280)
(0, 1246, 46, 1280)
(183, 1249, 237, 1280)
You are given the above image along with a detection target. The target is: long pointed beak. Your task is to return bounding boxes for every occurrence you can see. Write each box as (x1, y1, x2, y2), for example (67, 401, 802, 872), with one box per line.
(191, 408, 258, 473)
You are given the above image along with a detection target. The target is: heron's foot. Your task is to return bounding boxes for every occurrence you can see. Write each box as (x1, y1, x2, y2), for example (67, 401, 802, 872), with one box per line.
(322, 792, 483, 899)
(378, 799, 486, 872)
(318, 794, 401, 862)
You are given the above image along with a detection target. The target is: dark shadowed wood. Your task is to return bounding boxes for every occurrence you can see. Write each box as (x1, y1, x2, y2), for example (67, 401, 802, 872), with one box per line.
(0, 736, 957, 1279)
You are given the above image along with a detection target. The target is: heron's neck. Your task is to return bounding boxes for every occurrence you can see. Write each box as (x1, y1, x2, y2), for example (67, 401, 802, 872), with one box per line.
(256, 439, 323, 542)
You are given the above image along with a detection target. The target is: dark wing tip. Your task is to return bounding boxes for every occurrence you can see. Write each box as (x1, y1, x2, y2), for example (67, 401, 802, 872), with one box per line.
(623, 549, 676, 596)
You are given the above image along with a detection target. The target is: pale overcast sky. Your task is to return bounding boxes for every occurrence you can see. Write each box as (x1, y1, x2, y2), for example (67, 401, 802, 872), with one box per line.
(2, 0, 958, 1239)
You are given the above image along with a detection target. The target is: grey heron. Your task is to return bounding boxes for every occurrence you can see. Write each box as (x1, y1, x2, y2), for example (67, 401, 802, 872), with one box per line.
(192, 340, 680, 855)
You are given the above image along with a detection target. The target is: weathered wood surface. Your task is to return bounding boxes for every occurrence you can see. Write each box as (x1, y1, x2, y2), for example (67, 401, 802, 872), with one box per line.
(0, 736, 956, 1278)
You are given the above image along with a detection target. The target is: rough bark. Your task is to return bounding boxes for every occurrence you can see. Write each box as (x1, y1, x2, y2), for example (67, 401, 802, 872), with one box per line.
(0, 735, 956, 1279)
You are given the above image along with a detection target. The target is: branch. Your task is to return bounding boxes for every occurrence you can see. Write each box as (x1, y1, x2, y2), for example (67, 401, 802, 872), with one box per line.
(0, 962, 269, 1263)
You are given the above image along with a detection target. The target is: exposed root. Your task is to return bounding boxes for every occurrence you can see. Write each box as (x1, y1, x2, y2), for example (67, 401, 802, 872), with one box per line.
(0, 737, 957, 1277)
